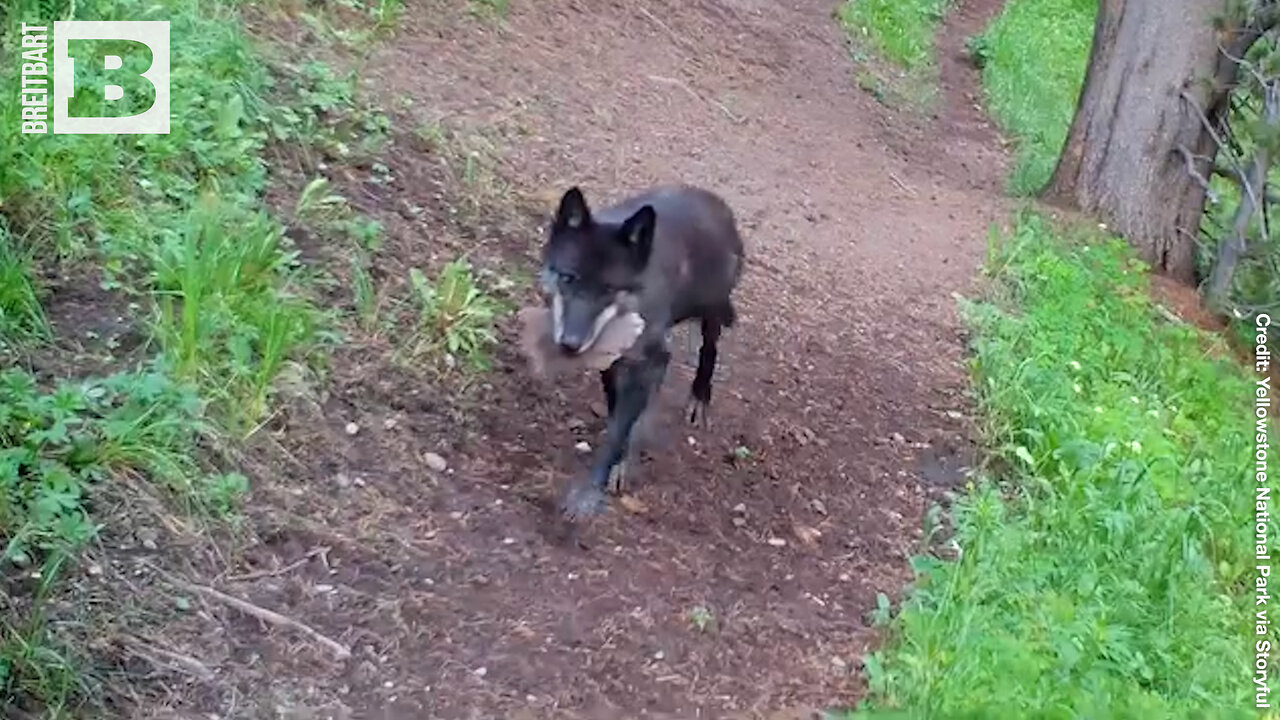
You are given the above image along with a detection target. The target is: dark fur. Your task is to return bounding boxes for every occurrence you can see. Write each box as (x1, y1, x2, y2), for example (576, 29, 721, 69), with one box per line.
(541, 184, 745, 521)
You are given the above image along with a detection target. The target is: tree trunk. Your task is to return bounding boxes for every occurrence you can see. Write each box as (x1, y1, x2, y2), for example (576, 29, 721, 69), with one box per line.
(1043, 0, 1229, 286)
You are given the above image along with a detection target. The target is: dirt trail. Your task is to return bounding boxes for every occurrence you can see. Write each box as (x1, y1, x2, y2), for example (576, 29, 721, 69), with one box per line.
(188, 0, 1012, 717)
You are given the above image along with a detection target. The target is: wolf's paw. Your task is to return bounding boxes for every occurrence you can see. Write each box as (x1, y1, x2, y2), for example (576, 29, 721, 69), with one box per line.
(559, 482, 607, 522)
(685, 397, 711, 430)
(605, 461, 630, 495)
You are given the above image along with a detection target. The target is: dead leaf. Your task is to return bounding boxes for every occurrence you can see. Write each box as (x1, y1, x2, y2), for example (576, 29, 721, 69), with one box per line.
(618, 495, 649, 514)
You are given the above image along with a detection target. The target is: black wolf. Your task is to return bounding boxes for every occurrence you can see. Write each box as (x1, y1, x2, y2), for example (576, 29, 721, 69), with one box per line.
(538, 184, 745, 521)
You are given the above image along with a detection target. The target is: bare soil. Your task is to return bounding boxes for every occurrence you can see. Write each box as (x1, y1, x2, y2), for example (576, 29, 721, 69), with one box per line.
(43, 0, 1031, 718)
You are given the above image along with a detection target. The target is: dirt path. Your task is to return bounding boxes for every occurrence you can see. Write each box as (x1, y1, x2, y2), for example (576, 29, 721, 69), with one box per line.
(188, 1, 1012, 717)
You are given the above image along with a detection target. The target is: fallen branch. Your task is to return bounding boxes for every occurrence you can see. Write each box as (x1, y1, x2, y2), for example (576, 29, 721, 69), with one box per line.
(148, 564, 351, 660)
(119, 634, 216, 682)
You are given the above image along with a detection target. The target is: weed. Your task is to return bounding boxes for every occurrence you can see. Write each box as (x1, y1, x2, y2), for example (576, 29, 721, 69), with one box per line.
(399, 258, 503, 372)
(688, 606, 715, 632)
(295, 177, 384, 253)
(848, 210, 1269, 717)
(972, 0, 1095, 195)
(0, 225, 51, 348)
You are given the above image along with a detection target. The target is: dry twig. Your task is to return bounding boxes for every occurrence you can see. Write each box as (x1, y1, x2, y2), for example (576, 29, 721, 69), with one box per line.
(148, 564, 352, 660)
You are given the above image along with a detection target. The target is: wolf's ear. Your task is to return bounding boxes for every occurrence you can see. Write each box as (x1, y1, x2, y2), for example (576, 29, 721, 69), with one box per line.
(618, 205, 656, 267)
(553, 187, 591, 230)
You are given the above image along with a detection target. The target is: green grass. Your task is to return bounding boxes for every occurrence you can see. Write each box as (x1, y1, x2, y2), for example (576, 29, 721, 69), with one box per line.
(0, 224, 50, 347)
(836, 0, 952, 108)
(968, 0, 1096, 195)
(837, 0, 951, 74)
(848, 210, 1270, 717)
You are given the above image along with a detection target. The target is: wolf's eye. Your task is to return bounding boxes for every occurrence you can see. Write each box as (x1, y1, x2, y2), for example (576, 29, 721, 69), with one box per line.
(558, 271, 577, 286)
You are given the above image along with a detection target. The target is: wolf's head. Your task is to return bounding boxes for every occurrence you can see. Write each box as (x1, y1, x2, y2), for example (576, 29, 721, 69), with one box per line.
(540, 187, 655, 355)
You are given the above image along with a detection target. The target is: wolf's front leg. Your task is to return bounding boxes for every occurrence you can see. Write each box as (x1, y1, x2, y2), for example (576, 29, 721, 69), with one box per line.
(559, 344, 670, 522)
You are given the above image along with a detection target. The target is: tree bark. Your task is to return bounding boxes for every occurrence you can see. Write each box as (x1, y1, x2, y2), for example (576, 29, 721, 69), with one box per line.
(1042, 0, 1230, 285)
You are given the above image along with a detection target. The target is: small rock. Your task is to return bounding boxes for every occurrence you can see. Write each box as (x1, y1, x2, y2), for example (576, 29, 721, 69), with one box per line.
(809, 498, 828, 515)
(383, 417, 399, 430)
(335, 473, 352, 489)
(567, 417, 586, 431)
(345, 422, 360, 436)
(793, 524, 822, 545)
(766, 537, 787, 547)
(653, 650, 665, 660)
(424, 452, 448, 472)
(838, 573, 851, 582)
(732, 503, 747, 514)
(136, 527, 159, 551)
(731, 517, 747, 528)
(502, 537, 516, 545)
(574, 441, 591, 453)
(316, 584, 335, 593)
(87, 563, 103, 576)
(890, 432, 906, 445)
(832, 657, 848, 669)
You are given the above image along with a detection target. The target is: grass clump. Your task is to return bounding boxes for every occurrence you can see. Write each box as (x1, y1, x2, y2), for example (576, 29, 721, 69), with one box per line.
(0, 225, 50, 348)
(968, 0, 1095, 195)
(837, 0, 950, 74)
(849, 210, 1268, 717)
(399, 257, 503, 373)
(836, 0, 951, 108)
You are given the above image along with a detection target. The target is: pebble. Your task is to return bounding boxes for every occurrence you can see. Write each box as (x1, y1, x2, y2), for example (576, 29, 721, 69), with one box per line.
(424, 452, 448, 472)
(345, 422, 360, 435)
(766, 537, 787, 547)
(575, 441, 591, 453)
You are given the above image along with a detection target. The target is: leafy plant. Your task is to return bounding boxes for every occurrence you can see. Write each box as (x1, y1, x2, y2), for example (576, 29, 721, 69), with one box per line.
(401, 258, 502, 372)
